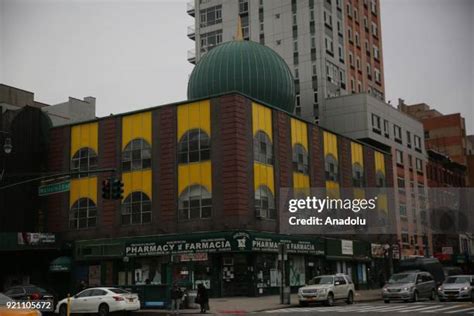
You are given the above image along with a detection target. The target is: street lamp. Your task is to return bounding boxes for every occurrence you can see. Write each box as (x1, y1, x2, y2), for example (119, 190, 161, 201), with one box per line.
(0, 131, 12, 182)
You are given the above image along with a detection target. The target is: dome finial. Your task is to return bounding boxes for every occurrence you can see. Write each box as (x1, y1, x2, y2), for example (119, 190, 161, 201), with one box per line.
(235, 16, 243, 41)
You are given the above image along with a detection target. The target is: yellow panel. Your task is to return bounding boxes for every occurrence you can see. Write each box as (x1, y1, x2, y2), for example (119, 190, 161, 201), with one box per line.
(122, 111, 152, 149)
(122, 169, 152, 201)
(375, 151, 385, 175)
(71, 122, 98, 156)
(290, 118, 308, 150)
(177, 100, 211, 141)
(323, 131, 338, 160)
(325, 181, 340, 199)
(178, 161, 212, 195)
(351, 142, 364, 167)
(293, 172, 310, 190)
(377, 193, 388, 214)
(353, 188, 366, 200)
(254, 163, 275, 194)
(252, 102, 273, 141)
(70, 177, 98, 207)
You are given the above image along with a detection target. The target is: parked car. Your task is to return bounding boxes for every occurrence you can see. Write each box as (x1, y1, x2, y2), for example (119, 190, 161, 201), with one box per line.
(382, 271, 437, 303)
(443, 267, 463, 278)
(298, 274, 355, 306)
(4, 285, 55, 302)
(438, 275, 474, 301)
(0, 293, 41, 316)
(55, 287, 140, 316)
(399, 257, 444, 286)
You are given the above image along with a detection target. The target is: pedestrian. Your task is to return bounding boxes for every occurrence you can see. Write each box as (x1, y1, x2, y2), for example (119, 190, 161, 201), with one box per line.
(170, 283, 183, 315)
(196, 284, 209, 314)
(77, 280, 87, 293)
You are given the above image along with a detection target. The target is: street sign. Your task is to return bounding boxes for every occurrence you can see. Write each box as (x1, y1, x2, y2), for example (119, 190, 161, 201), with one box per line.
(38, 181, 70, 196)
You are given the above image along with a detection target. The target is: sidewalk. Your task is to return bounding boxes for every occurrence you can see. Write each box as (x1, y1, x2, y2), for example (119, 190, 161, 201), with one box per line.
(134, 289, 382, 315)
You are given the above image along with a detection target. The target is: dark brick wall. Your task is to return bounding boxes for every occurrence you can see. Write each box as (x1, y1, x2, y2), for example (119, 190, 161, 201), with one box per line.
(365, 147, 376, 187)
(339, 137, 352, 188)
(310, 126, 325, 188)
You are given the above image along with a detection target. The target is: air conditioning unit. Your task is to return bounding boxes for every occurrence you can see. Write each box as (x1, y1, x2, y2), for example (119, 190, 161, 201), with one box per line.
(256, 208, 267, 219)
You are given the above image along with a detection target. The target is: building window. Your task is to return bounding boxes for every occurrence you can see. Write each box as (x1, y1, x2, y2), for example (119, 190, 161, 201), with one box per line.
(371, 22, 378, 37)
(199, 5, 222, 27)
(356, 57, 361, 70)
(121, 192, 152, 225)
(122, 138, 152, 172)
(416, 158, 423, 173)
(310, 9, 315, 21)
(349, 52, 354, 67)
(255, 186, 276, 219)
(239, 0, 249, 14)
(393, 125, 402, 143)
(178, 129, 210, 163)
(399, 203, 407, 216)
(373, 45, 380, 60)
(325, 37, 334, 55)
(363, 16, 368, 29)
(293, 13, 297, 25)
(348, 28, 353, 42)
(414, 135, 422, 152)
(338, 45, 344, 62)
(372, 114, 381, 133)
(325, 154, 339, 181)
(376, 171, 385, 187)
(397, 177, 405, 190)
(69, 198, 97, 229)
(200, 30, 223, 52)
(179, 185, 212, 220)
(371, 0, 377, 14)
(396, 150, 403, 165)
(352, 163, 364, 187)
(406, 131, 412, 148)
(374, 68, 381, 83)
(71, 147, 98, 177)
(324, 10, 332, 27)
(254, 131, 273, 164)
(293, 144, 309, 174)
(337, 20, 342, 35)
(355, 32, 360, 47)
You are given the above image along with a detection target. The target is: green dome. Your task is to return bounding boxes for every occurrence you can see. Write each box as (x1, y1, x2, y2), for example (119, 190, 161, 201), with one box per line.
(187, 41, 295, 112)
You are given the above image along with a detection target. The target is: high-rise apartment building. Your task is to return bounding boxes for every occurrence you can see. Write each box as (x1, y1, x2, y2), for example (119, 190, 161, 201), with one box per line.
(187, 0, 385, 123)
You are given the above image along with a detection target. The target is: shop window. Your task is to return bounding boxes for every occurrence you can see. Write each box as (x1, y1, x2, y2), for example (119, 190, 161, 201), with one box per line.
(179, 185, 212, 220)
(71, 147, 98, 177)
(325, 154, 339, 181)
(376, 171, 386, 187)
(122, 138, 152, 172)
(292, 144, 309, 174)
(122, 192, 152, 225)
(254, 131, 273, 164)
(178, 129, 210, 164)
(69, 198, 97, 229)
(255, 185, 276, 219)
(352, 163, 364, 187)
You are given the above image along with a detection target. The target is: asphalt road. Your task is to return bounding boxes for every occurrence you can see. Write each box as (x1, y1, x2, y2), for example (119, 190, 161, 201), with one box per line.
(257, 301, 474, 315)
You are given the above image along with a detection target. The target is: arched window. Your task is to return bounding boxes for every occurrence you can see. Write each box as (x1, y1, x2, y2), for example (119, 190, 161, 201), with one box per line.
(121, 192, 152, 225)
(178, 185, 211, 220)
(376, 171, 386, 187)
(254, 131, 273, 164)
(352, 163, 364, 187)
(69, 198, 97, 229)
(325, 154, 339, 181)
(255, 186, 276, 219)
(71, 147, 98, 177)
(178, 129, 210, 163)
(292, 144, 309, 174)
(122, 138, 152, 171)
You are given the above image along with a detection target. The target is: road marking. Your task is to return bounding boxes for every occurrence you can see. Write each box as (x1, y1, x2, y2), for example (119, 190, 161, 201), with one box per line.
(397, 305, 443, 312)
(420, 305, 460, 313)
(445, 307, 474, 314)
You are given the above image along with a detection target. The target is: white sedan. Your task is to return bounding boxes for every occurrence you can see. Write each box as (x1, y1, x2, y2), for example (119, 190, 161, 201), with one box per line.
(55, 288, 140, 316)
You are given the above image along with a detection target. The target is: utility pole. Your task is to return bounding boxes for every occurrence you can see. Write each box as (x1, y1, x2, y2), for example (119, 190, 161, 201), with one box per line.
(279, 244, 290, 304)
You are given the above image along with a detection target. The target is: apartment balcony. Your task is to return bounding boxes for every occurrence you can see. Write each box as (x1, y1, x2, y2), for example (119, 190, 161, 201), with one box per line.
(187, 49, 196, 64)
(186, 0, 195, 17)
(187, 25, 195, 40)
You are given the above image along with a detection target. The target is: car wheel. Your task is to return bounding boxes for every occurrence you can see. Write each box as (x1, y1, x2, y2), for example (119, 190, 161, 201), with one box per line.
(430, 289, 436, 301)
(471, 291, 474, 303)
(59, 304, 67, 316)
(325, 293, 334, 306)
(299, 301, 309, 307)
(98, 303, 109, 316)
(346, 291, 354, 304)
(384, 299, 390, 304)
(412, 290, 419, 303)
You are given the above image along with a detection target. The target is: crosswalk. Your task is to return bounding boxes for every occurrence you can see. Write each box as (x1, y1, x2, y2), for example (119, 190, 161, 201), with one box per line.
(264, 302, 474, 314)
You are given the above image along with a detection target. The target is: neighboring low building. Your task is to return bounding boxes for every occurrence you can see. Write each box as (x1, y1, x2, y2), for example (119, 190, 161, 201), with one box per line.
(42, 96, 96, 126)
(323, 93, 432, 259)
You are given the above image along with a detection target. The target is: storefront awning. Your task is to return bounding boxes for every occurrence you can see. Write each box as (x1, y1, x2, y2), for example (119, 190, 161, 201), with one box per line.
(50, 256, 72, 272)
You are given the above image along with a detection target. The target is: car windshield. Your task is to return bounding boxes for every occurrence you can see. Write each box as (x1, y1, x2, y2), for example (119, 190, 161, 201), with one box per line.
(109, 288, 129, 294)
(445, 276, 471, 284)
(310, 276, 334, 285)
(388, 273, 416, 284)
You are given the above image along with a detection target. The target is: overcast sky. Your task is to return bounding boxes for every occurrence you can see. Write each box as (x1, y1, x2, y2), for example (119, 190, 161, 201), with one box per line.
(0, 0, 473, 131)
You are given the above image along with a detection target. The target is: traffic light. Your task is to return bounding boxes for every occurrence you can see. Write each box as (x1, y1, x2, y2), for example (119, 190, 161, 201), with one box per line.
(102, 178, 111, 200)
(111, 178, 124, 200)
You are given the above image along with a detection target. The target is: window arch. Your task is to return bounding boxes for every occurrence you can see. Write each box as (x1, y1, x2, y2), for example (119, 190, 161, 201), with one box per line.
(178, 129, 210, 163)
(352, 163, 364, 187)
(178, 185, 211, 220)
(122, 138, 151, 171)
(254, 131, 273, 164)
(325, 154, 339, 181)
(255, 185, 276, 219)
(71, 147, 98, 176)
(69, 198, 97, 229)
(376, 171, 386, 187)
(121, 192, 152, 225)
(292, 144, 309, 174)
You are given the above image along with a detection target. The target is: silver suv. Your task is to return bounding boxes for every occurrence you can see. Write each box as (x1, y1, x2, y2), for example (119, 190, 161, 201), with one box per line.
(438, 275, 474, 301)
(382, 271, 436, 303)
(298, 274, 355, 306)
